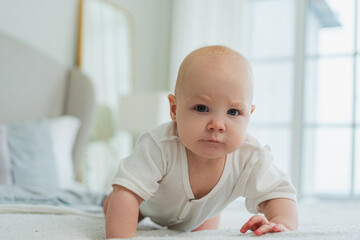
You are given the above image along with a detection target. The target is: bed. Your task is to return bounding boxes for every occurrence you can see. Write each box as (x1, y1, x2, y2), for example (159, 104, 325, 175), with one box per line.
(0, 30, 106, 238)
(1, 31, 360, 240)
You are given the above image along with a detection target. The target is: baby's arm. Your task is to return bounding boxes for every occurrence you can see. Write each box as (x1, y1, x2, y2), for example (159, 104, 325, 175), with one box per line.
(240, 198, 298, 236)
(104, 185, 144, 239)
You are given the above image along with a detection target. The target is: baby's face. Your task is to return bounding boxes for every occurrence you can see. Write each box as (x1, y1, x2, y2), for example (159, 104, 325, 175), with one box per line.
(169, 54, 255, 161)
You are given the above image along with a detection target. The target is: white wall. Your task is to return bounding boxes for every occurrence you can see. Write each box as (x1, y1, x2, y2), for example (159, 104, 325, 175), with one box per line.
(0, 0, 79, 68)
(109, 0, 173, 91)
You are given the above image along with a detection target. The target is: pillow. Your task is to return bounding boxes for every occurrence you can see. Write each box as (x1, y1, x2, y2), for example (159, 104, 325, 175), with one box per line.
(49, 116, 81, 189)
(0, 125, 12, 184)
(6, 119, 59, 189)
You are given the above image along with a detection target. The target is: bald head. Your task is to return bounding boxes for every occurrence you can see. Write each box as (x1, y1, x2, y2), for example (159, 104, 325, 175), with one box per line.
(174, 45, 254, 99)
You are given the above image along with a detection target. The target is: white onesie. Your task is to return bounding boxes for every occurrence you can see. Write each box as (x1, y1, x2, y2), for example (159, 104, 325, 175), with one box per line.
(112, 121, 297, 232)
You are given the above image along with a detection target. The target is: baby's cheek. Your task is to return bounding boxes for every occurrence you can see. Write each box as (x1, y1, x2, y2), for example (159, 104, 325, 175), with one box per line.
(226, 136, 243, 153)
(231, 129, 246, 147)
(177, 124, 197, 147)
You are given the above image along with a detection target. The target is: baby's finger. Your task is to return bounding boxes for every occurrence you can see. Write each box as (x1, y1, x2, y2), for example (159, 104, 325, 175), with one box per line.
(272, 224, 287, 232)
(248, 215, 269, 226)
(240, 221, 250, 233)
(254, 223, 275, 236)
(240, 215, 268, 233)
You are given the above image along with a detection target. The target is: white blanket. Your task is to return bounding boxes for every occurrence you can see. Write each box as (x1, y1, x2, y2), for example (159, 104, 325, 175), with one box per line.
(0, 200, 359, 240)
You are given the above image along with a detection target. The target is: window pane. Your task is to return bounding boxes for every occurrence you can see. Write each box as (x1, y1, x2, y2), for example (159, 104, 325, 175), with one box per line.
(249, 0, 295, 59)
(357, 0, 360, 52)
(302, 127, 352, 196)
(304, 57, 353, 124)
(247, 127, 291, 176)
(355, 128, 360, 196)
(251, 61, 293, 124)
(306, 0, 355, 55)
(357, 56, 360, 123)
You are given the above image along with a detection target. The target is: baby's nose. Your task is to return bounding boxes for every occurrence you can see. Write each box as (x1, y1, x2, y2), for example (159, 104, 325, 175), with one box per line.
(207, 119, 225, 132)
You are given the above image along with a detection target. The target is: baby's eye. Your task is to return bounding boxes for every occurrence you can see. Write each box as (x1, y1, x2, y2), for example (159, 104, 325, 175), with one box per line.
(227, 109, 240, 116)
(194, 105, 209, 112)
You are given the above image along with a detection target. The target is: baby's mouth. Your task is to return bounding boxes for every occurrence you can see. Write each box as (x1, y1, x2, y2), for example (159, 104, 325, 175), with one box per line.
(207, 139, 221, 143)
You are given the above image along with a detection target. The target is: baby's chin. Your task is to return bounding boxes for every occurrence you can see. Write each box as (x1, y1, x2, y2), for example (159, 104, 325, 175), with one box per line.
(186, 146, 236, 161)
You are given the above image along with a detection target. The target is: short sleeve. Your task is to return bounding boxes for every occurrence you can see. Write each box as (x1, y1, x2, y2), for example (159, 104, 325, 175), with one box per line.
(112, 132, 165, 201)
(241, 146, 297, 213)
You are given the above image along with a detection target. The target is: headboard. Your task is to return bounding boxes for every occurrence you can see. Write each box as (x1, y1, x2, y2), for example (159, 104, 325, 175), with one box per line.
(0, 31, 95, 181)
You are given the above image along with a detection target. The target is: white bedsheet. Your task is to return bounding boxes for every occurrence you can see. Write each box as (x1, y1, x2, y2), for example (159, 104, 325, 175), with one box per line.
(0, 200, 359, 240)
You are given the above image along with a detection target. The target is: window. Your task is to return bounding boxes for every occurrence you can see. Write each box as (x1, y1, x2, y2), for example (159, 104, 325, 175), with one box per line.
(302, 0, 359, 199)
(245, 0, 359, 199)
(245, 0, 296, 178)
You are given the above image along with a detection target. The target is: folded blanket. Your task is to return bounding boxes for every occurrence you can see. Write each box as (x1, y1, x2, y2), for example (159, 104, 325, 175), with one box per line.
(0, 204, 103, 218)
(0, 185, 105, 213)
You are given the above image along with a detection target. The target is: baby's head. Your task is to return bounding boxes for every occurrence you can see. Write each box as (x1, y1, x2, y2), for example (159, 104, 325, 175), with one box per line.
(168, 45, 255, 160)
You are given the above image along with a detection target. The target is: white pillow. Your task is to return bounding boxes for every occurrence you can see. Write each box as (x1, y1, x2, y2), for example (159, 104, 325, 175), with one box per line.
(49, 116, 81, 189)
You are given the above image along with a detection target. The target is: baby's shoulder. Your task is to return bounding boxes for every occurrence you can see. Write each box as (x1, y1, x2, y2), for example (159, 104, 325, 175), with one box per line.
(134, 122, 181, 172)
(140, 122, 182, 161)
(144, 122, 183, 170)
(146, 121, 180, 145)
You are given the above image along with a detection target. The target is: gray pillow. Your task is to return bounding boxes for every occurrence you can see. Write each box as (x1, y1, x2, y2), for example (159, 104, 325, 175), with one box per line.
(6, 119, 59, 189)
(0, 125, 12, 184)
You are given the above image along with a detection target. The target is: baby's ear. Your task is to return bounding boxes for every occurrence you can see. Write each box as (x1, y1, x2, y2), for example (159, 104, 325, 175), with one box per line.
(168, 94, 177, 122)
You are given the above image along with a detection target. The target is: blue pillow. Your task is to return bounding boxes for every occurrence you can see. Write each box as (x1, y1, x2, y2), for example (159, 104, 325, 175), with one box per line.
(6, 119, 59, 189)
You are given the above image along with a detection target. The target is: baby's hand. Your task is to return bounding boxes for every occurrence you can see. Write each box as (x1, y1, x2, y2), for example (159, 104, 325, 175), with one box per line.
(240, 215, 288, 236)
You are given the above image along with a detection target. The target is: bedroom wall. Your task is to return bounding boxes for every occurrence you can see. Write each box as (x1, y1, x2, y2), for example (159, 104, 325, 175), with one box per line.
(0, 0, 79, 68)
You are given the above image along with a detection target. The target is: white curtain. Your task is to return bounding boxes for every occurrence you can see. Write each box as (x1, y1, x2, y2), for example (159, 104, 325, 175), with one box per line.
(82, 0, 134, 123)
(81, 0, 135, 192)
(169, 0, 247, 91)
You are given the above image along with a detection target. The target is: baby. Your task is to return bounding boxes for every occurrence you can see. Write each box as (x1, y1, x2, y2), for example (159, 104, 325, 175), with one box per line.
(103, 45, 298, 238)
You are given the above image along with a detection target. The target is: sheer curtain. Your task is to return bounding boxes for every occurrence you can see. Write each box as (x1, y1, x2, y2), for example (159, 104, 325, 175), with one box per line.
(80, 0, 135, 192)
(168, 0, 247, 91)
(82, 0, 134, 113)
